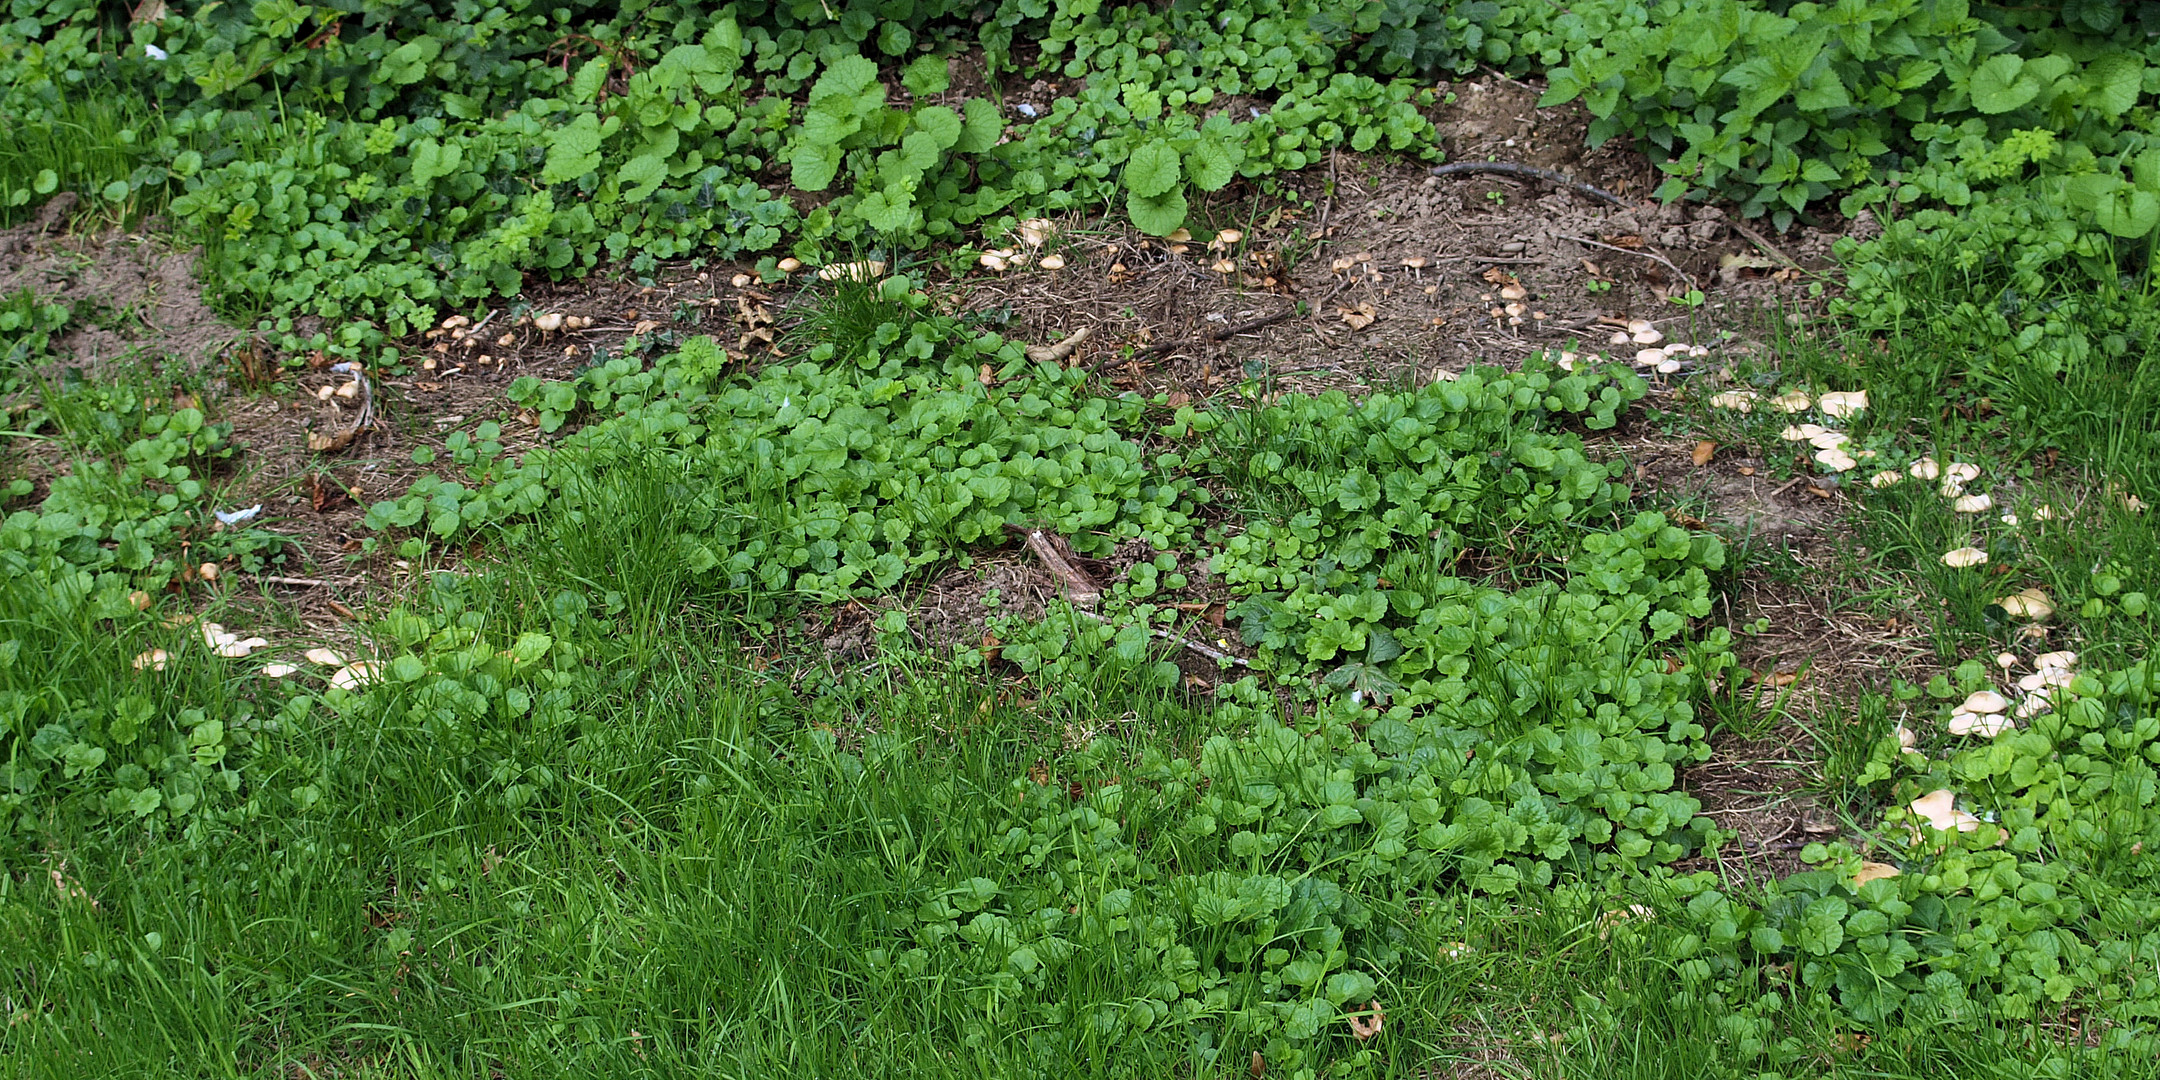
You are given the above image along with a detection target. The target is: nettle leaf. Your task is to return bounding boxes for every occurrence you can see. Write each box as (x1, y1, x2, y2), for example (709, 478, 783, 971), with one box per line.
(543, 114, 605, 184)
(2086, 54, 2144, 118)
(901, 53, 950, 97)
(380, 36, 443, 87)
(1127, 187, 1189, 236)
(911, 105, 964, 150)
(411, 138, 463, 186)
(954, 99, 1002, 154)
(791, 143, 845, 192)
(1124, 140, 1183, 198)
(570, 57, 609, 104)
(1186, 137, 1243, 191)
(1968, 55, 2039, 114)
(617, 153, 668, 201)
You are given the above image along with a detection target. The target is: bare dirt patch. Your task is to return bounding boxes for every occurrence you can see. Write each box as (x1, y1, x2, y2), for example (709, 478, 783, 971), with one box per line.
(0, 215, 235, 375)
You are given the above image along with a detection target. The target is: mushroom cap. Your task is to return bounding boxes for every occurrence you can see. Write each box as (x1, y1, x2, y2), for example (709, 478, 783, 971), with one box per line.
(1997, 588, 2052, 619)
(1814, 448, 1858, 471)
(1896, 724, 1918, 749)
(1854, 861, 1901, 885)
(1772, 390, 1812, 413)
(1631, 327, 1663, 345)
(1870, 470, 1903, 489)
(304, 647, 347, 667)
(1707, 390, 1757, 412)
(1910, 789, 1983, 832)
(1909, 457, 1942, 480)
(262, 662, 301, 678)
(1953, 493, 1993, 513)
(1941, 546, 1988, 568)
(1808, 430, 1849, 450)
(1959, 690, 2009, 715)
(1944, 462, 1981, 484)
(1819, 390, 1869, 418)
(2034, 650, 2078, 671)
(1782, 423, 1828, 442)
(329, 661, 383, 691)
(1039, 254, 1067, 270)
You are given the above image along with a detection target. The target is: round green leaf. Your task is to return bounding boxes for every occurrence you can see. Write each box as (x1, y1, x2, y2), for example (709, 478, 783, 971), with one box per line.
(33, 169, 58, 195)
(1123, 140, 1182, 199)
(1126, 186, 1188, 236)
(1968, 55, 2037, 115)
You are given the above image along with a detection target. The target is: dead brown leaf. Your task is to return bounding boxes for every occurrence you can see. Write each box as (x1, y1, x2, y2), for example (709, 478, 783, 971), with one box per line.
(1691, 440, 1716, 467)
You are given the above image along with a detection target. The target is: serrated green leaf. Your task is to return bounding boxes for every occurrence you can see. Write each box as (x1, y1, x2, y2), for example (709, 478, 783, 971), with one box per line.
(570, 57, 609, 104)
(411, 137, 464, 185)
(617, 153, 668, 201)
(2086, 54, 2144, 117)
(954, 98, 1002, 154)
(380, 37, 442, 87)
(1126, 186, 1188, 236)
(1186, 137, 1242, 191)
(791, 143, 844, 192)
(901, 54, 950, 97)
(1969, 55, 2038, 114)
(911, 105, 963, 150)
(1124, 140, 1182, 198)
(542, 114, 604, 184)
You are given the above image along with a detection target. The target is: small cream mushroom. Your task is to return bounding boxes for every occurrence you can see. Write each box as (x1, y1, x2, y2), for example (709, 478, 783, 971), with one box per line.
(128, 590, 152, 611)
(1166, 228, 1193, 243)
(1016, 218, 1056, 247)
(1949, 710, 2015, 737)
(315, 385, 336, 402)
(1814, 447, 1858, 472)
(2126, 494, 2150, 514)
(1631, 326, 1664, 345)
(565, 315, 593, 330)
(1870, 470, 1903, 489)
(1771, 390, 1812, 413)
(1941, 547, 1988, 568)
(132, 648, 170, 672)
(1808, 430, 1849, 451)
(1910, 789, 1984, 833)
(817, 260, 887, 283)
(200, 622, 233, 650)
(1635, 348, 1669, 367)
(1909, 457, 1942, 481)
(1996, 652, 2018, 670)
(979, 251, 1010, 271)
(2015, 690, 2054, 718)
(1953, 493, 1993, 513)
(2034, 650, 2077, 671)
(2000, 512, 2021, 527)
(1039, 254, 1066, 270)
(1939, 480, 1966, 500)
(1854, 861, 1901, 886)
(304, 647, 346, 667)
(1896, 724, 1918, 749)
(1944, 462, 1981, 485)
(1656, 357, 1683, 375)
(214, 636, 269, 659)
(1997, 588, 2052, 619)
(199, 562, 221, 582)
(2031, 504, 2058, 521)
(329, 661, 383, 691)
(1707, 390, 1757, 412)
(1626, 319, 1655, 336)
(730, 273, 753, 288)
(1214, 228, 1244, 247)
(1818, 390, 1869, 418)
(1959, 690, 2009, 715)
(1609, 330, 1631, 346)
(776, 257, 803, 273)
(532, 312, 565, 332)
(1400, 256, 1428, 270)
(1500, 284, 1528, 301)
(1555, 351, 1579, 371)
(1212, 258, 1237, 274)
(262, 663, 301, 678)
(1781, 423, 1828, 442)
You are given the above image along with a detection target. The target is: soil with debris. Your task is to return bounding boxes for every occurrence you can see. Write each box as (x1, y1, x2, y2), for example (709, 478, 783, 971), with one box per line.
(0, 210, 235, 376)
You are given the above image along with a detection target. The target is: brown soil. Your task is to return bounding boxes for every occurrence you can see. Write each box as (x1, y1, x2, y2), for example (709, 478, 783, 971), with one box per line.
(0, 212, 236, 376)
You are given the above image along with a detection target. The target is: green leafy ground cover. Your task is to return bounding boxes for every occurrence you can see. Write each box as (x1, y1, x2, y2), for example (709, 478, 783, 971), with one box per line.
(5, 0, 2160, 1077)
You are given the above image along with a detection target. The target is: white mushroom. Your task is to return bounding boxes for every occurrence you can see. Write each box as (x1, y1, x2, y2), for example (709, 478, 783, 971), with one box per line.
(1870, 470, 1903, 489)
(1941, 547, 1988, 568)
(1771, 390, 1812, 413)
(304, 648, 347, 667)
(132, 648, 170, 672)
(1818, 390, 1869, 418)
(329, 661, 383, 691)
(1959, 690, 2009, 715)
(1707, 390, 1757, 412)
(1910, 789, 1984, 833)
(1953, 493, 1993, 513)
(1997, 588, 2052, 619)
(1909, 457, 1942, 481)
(1814, 447, 1858, 472)
(1948, 710, 2014, 737)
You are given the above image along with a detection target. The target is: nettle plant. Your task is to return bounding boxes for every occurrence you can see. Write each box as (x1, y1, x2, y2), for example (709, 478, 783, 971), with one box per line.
(368, 281, 1205, 607)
